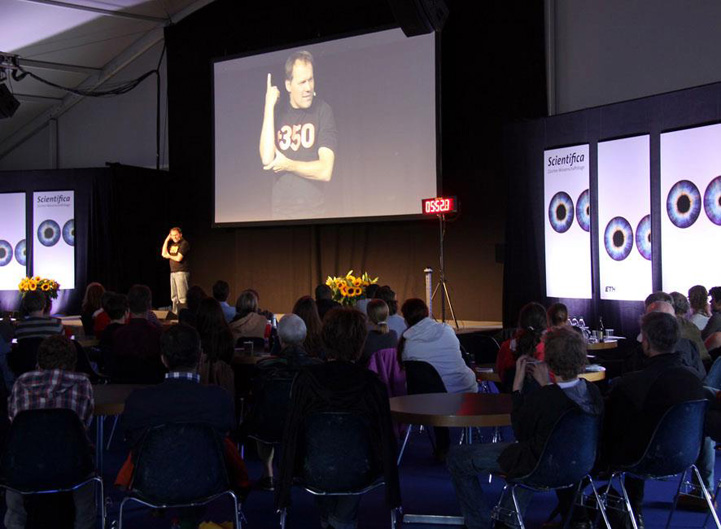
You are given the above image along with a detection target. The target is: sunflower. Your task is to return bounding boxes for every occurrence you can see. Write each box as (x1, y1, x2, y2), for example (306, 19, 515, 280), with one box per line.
(352, 277, 363, 287)
(41, 283, 51, 291)
(339, 284, 349, 296)
(29, 281, 38, 291)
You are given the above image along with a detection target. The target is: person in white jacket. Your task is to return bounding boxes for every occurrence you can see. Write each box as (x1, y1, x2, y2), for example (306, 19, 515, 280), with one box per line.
(399, 298, 477, 394)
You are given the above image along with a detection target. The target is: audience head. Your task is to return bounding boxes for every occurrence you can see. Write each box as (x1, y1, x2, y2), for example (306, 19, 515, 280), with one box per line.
(37, 335, 77, 371)
(367, 299, 390, 334)
(546, 302, 568, 327)
(375, 285, 399, 316)
(100, 290, 114, 312)
(106, 293, 129, 321)
(235, 290, 259, 318)
(517, 302, 547, 332)
(688, 285, 709, 313)
(293, 296, 322, 325)
(365, 283, 380, 301)
(185, 285, 207, 313)
(669, 292, 690, 317)
(644, 291, 673, 308)
(322, 308, 367, 362)
(315, 284, 333, 301)
(81, 282, 105, 313)
(212, 280, 231, 302)
(21, 290, 46, 316)
(711, 287, 721, 310)
(543, 326, 588, 381)
(278, 314, 307, 347)
(646, 300, 675, 316)
(196, 297, 227, 334)
(161, 323, 201, 371)
(640, 311, 679, 356)
(128, 284, 152, 315)
(401, 298, 429, 327)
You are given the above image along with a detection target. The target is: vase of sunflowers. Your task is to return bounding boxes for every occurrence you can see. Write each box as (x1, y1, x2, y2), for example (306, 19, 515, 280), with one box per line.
(325, 271, 378, 306)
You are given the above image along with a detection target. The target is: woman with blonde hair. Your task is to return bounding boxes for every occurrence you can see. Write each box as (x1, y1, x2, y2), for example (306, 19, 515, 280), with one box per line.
(359, 299, 398, 367)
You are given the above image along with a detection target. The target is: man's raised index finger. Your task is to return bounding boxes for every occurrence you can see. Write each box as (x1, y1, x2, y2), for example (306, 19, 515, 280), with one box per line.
(267, 73, 271, 88)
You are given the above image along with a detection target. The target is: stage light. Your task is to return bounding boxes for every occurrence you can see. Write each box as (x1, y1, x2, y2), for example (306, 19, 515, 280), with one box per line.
(0, 83, 20, 119)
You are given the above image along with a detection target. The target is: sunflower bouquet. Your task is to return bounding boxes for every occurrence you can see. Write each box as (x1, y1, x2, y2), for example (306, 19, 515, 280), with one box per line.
(18, 276, 60, 299)
(325, 270, 379, 306)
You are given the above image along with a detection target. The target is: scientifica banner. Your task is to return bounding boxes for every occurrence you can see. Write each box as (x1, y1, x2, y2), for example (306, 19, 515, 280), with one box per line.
(0, 193, 27, 291)
(544, 144, 591, 299)
(33, 190, 75, 290)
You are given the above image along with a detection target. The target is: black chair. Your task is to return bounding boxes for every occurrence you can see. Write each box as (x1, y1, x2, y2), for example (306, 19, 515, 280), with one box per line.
(457, 333, 501, 365)
(601, 399, 719, 529)
(278, 411, 398, 529)
(7, 337, 44, 377)
(118, 422, 243, 529)
(0, 408, 105, 528)
(491, 409, 610, 529)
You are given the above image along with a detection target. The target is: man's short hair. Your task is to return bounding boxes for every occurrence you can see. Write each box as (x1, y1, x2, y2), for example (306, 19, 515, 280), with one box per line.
(278, 313, 307, 346)
(285, 50, 313, 81)
(641, 311, 679, 355)
(315, 284, 333, 301)
(127, 284, 152, 314)
(37, 335, 77, 371)
(322, 308, 367, 362)
(375, 285, 399, 315)
(21, 290, 46, 314)
(688, 285, 709, 310)
(161, 323, 201, 370)
(401, 298, 429, 327)
(644, 291, 673, 308)
(669, 292, 690, 316)
(543, 326, 587, 380)
(546, 302, 568, 327)
(106, 293, 129, 321)
(171, 226, 182, 234)
(212, 280, 230, 302)
(710, 287, 721, 305)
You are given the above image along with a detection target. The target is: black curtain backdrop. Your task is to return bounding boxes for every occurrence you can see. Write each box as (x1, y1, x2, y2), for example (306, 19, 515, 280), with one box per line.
(165, 0, 547, 319)
(503, 82, 721, 338)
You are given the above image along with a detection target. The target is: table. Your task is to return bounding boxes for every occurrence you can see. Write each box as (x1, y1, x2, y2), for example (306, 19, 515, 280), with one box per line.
(586, 340, 618, 351)
(473, 365, 606, 384)
(93, 384, 147, 472)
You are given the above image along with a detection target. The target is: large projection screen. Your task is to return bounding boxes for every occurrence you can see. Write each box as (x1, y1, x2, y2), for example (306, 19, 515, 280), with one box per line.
(544, 144, 591, 299)
(33, 190, 75, 290)
(0, 193, 27, 291)
(598, 135, 652, 301)
(661, 124, 721, 294)
(213, 29, 437, 226)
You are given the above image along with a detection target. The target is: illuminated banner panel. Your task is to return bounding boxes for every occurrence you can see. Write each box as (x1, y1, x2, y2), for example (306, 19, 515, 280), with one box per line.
(33, 190, 75, 290)
(661, 124, 721, 294)
(598, 136, 652, 301)
(544, 144, 591, 299)
(0, 193, 27, 291)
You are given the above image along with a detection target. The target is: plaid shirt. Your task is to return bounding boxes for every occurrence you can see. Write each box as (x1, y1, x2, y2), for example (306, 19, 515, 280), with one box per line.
(8, 369, 94, 430)
(165, 371, 200, 383)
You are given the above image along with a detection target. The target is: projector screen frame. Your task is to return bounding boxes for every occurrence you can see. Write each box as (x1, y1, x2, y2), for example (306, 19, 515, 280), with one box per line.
(210, 24, 442, 229)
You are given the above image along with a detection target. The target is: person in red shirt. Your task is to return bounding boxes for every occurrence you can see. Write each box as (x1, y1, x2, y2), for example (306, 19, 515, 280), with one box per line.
(496, 302, 547, 390)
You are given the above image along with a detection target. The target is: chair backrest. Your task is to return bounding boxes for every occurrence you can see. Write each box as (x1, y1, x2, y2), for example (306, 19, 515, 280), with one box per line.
(301, 412, 380, 493)
(0, 408, 94, 491)
(514, 408, 600, 489)
(403, 360, 447, 395)
(131, 422, 229, 505)
(245, 368, 296, 444)
(8, 337, 44, 377)
(458, 333, 501, 365)
(624, 399, 708, 478)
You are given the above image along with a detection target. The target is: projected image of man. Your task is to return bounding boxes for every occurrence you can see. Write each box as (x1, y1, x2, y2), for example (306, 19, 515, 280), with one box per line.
(259, 50, 337, 219)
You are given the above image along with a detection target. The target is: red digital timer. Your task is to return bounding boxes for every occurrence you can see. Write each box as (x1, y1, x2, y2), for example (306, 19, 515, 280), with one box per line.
(421, 196, 458, 215)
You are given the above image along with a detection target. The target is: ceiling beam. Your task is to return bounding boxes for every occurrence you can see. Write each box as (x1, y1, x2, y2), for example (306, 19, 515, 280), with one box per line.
(14, 93, 64, 103)
(18, 58, 102, 76)
(19, 0, 168, 24)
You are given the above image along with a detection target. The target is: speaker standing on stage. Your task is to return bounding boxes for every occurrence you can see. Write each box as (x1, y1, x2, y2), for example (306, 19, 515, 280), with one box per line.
(161, 227, 190, 315)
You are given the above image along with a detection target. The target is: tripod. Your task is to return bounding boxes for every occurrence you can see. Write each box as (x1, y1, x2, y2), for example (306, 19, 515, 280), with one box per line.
(430, 213, 459, 329)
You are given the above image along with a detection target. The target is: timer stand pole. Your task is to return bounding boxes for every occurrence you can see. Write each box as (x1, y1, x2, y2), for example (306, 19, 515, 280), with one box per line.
(431, 213, 459, 329)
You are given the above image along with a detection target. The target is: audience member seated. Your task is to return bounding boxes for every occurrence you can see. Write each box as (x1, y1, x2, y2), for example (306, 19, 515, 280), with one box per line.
(92, 291, 114, 339)
(689, 284, 711, 331)
(375, 285, 406, 338)
(356, 283, 379, 315)
(245, 314, 321, 491)
(670, 291, 710, 365)
(277, 308, 400, 529)
(80, 282, 105, 337)
(292, 295, 325, 359)
(196, 297, 235, 401)
(546, 302, 568, 328)
(314, 284, 341, 320)
(359, 299, 398, 368)
(178, 285, 207, 327)
(702, 286, 721, 342)
(496, 302, 546, 385)
(98, 293, 129, 374)
(15, 290, 64, 342)
(212, 280, 237, 323)
(117, 324, 249, 519)
(230, 290, 269, 346)
(6, 335, 95, 529)
(111, 285, 165, 383)
(246, 288, 275, 322)
(447, 326, 603, 529)
(0, 317, 15, 391)
(603, 311, 707, 526)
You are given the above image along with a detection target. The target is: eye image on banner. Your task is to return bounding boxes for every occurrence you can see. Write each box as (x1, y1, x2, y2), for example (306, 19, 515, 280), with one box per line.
(33, 191, 75, 290)
(544, 144, 591, 299)
(660, 124, 721, 294)
(0, 193, 27, 291)
(597, 135, 651, 301)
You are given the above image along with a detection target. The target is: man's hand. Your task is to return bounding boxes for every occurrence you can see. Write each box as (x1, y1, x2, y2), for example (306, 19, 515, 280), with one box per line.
(263, 149, 291, 173)
(265, 73, 280, 109)
(528, 361, 550, 387)
(512, 356, 529, 392)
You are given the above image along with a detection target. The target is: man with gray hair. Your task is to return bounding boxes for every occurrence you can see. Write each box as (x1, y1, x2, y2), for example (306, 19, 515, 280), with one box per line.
(277, 313, 307, 348)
